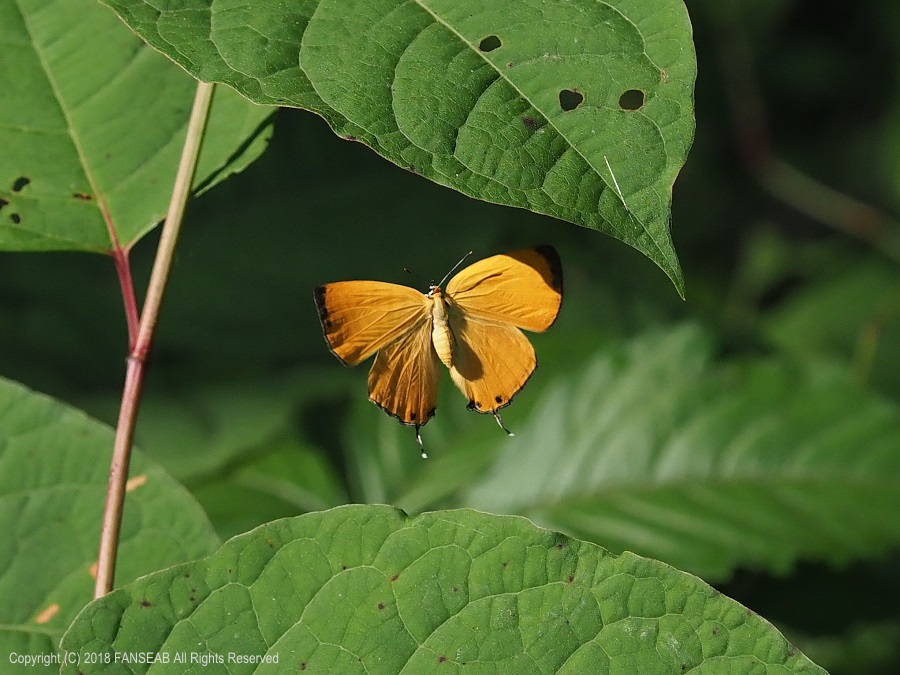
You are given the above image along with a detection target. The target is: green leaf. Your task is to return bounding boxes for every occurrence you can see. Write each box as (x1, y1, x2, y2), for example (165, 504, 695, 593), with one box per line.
(344, 377, 503, 508)
(465, 325, 900, 581)
(192, 437, 348, 541)
(340, 324, 677, 513)
(0, 0, 273, 253)
(78, 369, 351, 541)
(789, 621, 900, 675)
(764, 260, 900, 401)
(80, 367, 358, 481)
(60, 505, 824, 673)
(99, 0, 695, 293)
(129, 378, 306, 482)
(0, 109, 680, 398)
(0, 377, 220, 673)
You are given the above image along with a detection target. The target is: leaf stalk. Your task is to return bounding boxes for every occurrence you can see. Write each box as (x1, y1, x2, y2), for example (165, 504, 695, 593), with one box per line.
(94, 81, 215, 598)
(112, 244, 140, 348)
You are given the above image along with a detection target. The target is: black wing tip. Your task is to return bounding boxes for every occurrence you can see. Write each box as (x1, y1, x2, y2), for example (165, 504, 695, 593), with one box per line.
(313, 284, 354, 366)
(532, 245, 563, 295)
(313, 285, 330, 325)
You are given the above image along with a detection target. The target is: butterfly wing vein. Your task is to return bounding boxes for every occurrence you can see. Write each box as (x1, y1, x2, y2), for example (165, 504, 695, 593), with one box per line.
(368, 319, 439, 425)
(448, 310, 537, 414)
(316, 247, 562, 429)
(316, 281, 428, 365)
(447, 247, 562, 332)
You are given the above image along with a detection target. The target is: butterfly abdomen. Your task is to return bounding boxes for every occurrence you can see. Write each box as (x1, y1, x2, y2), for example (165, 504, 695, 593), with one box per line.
(429, 288, 454, 369)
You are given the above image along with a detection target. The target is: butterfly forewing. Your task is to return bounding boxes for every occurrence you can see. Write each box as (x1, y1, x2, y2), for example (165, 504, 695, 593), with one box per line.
(447, 310, 537, 414)
(446, 246, 563, 333)
(315, 281, 429, 365)
(368, 320, 440, 426)
(315, 246, 563, 435)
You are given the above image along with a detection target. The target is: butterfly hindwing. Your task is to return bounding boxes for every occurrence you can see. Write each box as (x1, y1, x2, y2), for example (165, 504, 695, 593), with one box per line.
(446, 246, 563, 333)
(447, 310, 537, 414)
(368, 319, 440, 426)
(315, 281, 429, 366)
(316, 247, 563, 433)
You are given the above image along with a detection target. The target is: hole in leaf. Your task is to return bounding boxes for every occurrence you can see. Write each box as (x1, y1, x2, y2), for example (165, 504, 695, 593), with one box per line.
(12, 177, 30, 192)
(559, 89, 584, 111)
(478, 35, 501, 52)
(0, 197, 8, 211)
(619, 89, 645, 110)
(10, 213, 21, 224)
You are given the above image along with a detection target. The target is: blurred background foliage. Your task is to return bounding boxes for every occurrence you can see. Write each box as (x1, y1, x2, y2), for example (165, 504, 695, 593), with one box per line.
(2, 0, 900, 672)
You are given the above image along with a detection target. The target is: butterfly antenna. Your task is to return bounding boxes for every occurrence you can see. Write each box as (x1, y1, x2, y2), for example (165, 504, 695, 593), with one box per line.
(493, 412, 515, 437)
(436, 250, 474, 289)
(403, 266, 426, 285)
(415, 425, 428, 459)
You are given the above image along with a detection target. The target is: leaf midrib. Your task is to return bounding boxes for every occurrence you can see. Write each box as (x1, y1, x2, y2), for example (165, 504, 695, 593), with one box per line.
(14, 0, 118, 251)
(515, 473, 900, 515)
(0, 623, 63, 638)
(411, 0, 669, 259)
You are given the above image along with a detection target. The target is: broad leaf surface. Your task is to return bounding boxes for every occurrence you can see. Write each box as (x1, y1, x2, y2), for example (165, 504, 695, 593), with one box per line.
(100, 0, 695, 292)
(464, 325, 900, 581)
(0, 378, 220, 673)
(0, 0, 273, 252)
(191, 437, 347, 541)
(764, 259, 900, 401)
(341, 321, 609, 510)
(61, 505, 824, 673)
(120, 378, 309, 482)
(0, 110, 678, 399)
(78, 371, 350, 540)
(789, 621, 900, 674)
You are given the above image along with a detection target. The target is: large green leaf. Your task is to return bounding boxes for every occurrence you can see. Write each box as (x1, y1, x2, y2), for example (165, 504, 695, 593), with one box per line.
(191, 437, 348, 541)
(99, 0, 695, 292)
(0, 0, 273, 252)
(789, 621, 900, 675)
(341, 317, 615, 511)
(464, 325, 900, 581)
(120, 377, 308, 483)
(0, 109, 681, 400)
(764, 259, 900, 401)
(60, 505, 824, 673)
(0, 377, 220, 673)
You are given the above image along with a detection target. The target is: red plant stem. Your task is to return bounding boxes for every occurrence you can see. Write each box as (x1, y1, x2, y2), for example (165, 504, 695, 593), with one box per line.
(95, 185, 139, 348)
(113, 244, 140, 349)
(94, 81, 216, 598)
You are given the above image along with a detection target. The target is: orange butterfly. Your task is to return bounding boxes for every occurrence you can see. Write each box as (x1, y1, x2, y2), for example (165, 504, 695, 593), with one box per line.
(314, 247, 563, 455)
